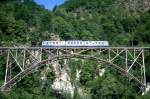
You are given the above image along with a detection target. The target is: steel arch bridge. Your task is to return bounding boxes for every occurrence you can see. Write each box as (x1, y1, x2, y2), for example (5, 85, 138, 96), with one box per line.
(0, 47, 149, 93)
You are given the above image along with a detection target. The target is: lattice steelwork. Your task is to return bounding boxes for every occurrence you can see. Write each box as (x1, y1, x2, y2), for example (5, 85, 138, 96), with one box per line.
(0, 47, 148, 92)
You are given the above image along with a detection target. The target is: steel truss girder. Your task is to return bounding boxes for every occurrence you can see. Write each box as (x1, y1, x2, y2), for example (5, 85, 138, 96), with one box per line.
(0, 47, 147, 93)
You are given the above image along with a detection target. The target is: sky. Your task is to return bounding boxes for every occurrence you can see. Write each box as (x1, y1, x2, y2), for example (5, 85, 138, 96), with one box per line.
(34, 0, 65, 10)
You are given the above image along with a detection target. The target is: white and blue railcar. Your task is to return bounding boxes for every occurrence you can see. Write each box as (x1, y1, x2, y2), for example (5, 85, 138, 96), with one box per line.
(42, 41, 109, 47)
(86, 41, 109, 47)
(65, 41, 84, 47)
(42, 41, 65, 47)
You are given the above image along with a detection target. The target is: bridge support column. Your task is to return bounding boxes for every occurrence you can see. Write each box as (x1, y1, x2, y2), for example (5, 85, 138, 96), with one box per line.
(142, 49, 146, 86)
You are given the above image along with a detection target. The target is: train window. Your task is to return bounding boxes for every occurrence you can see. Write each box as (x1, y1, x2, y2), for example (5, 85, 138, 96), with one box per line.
(56, 42, 58, 44)
(74, 42, 76, 44)
(86, 42, 88, 44)
(71, 42, 73, 44)
(77, 42, 79, 44)
(53, 42, 55, 44)
(80, 42, 82, 44)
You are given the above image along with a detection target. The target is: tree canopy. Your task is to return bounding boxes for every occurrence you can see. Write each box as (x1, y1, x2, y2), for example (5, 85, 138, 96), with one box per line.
(0, 0, 150, 99)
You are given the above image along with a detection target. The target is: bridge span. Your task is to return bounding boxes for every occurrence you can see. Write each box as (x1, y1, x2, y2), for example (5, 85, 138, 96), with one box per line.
(0, 47, 149, 93)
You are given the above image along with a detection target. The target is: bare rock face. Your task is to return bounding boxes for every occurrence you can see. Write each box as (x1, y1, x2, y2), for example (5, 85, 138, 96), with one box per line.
(115, 0, 150, 15)
(142, 83, 150, 95)
(26, 50, 42, 68)
(50, 33, 61, 41)
(51, 60, 75, 97)
(99, 68, 105, 77)
(76, 69, 81, 81)
(52, 68, 75, 96)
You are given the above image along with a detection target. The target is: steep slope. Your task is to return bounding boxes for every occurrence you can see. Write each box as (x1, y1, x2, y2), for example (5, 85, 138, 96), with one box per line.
(0, 0, 150, 99)
(0, 0, 53, 46)
(53, 0, 150, 46)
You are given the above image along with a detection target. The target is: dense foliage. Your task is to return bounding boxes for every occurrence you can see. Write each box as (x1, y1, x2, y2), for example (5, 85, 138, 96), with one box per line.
(0, 0, 150, 99)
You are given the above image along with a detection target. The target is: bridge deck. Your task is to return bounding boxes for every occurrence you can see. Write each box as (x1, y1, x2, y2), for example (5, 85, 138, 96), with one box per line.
(0, 47, 150, 50)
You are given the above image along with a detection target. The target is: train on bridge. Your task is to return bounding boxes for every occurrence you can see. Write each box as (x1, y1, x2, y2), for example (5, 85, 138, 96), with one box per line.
(42, 41, 109, 47)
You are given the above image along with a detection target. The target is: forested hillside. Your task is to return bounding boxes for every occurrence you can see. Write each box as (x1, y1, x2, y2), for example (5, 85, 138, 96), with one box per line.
(0, 0, 150, 99)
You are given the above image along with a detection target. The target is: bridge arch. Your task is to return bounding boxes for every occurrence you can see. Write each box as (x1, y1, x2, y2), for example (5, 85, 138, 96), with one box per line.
(0, 53, 145, 91)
